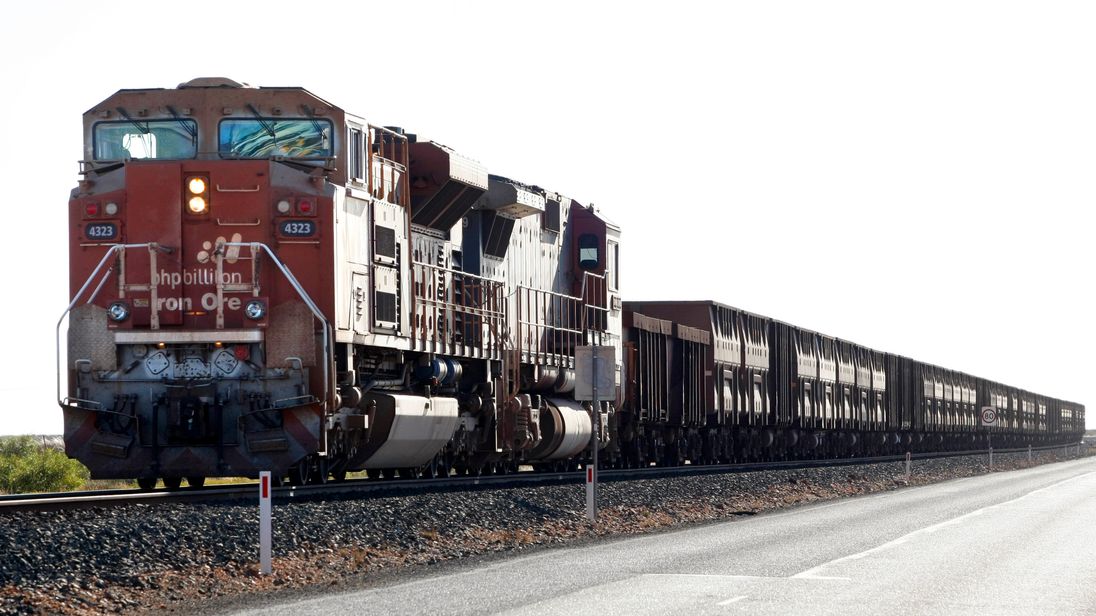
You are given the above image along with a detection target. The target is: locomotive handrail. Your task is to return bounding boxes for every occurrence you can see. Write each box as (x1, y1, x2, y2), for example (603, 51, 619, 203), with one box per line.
(222, 242, 335, 411)
(55, 243, 169, 406)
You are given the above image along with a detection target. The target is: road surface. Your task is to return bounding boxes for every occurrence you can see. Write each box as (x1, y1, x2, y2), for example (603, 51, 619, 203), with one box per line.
(226, 457, 1096, 615)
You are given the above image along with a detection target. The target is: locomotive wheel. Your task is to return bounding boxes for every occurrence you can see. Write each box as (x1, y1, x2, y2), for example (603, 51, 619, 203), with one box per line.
(330, 468, 347, 482)
(289, 460, 312, 486)
(163, 477, 183, 490)
(186, 476, 206, 489)
(314, 458, 328, 485)
(137, 477, 157, 491)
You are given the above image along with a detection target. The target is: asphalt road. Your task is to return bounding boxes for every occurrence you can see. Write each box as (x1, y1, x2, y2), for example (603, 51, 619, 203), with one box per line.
(228, 457, 1096, 615)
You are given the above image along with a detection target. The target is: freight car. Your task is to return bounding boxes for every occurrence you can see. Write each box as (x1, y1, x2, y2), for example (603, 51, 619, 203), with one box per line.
(618, 301, 1085, 465)
(58, 78, 1083, 488)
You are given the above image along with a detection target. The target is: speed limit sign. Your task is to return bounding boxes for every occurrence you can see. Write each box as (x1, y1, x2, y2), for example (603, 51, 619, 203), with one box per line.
(981, 406, 998, 426)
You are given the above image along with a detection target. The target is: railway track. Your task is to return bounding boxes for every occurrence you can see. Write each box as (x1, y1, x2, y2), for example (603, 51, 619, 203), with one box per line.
(0, 445, 1082, 513)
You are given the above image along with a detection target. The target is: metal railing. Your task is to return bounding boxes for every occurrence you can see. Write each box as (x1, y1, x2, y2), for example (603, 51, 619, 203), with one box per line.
(222, 242, 334, 409)
(410, 260, 506, 358)
(57, 242, 335, 412)
(516, 271, 611, 366)
(56, 243, 170, 406)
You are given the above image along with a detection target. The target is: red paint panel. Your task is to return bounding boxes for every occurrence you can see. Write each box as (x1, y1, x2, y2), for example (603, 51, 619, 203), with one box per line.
(261, 475, 269, 499)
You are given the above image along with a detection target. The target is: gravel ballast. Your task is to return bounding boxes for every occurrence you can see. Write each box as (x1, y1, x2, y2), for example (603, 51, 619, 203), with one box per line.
(0, 450, 1087, 615)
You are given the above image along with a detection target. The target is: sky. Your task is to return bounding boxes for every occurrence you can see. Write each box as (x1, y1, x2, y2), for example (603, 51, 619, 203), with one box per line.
(0, 0, 1091, 434)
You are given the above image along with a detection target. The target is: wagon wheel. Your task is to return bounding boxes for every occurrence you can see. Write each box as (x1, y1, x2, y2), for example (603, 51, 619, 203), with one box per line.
(137, 477, 157, 491)
(186, 476, 206, 488)
(163, 477, 183, 489)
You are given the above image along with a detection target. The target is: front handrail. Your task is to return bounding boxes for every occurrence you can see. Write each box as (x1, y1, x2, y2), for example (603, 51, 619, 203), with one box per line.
(56, 243, 169, 406)
(58, 242, 335, 413)
(222, 242, 335, 410)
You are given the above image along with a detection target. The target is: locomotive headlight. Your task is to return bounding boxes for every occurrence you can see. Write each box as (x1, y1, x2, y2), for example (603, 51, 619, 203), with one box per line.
(185, 174, 210, 215)
(104, 202, 118, 216)
(276, 199, 291, 214)
(107, 301, 130, 322)
(244, 300, 266, 320)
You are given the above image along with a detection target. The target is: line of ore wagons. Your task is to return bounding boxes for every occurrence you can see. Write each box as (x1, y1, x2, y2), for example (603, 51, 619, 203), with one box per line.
(621, 300, 1084, 450)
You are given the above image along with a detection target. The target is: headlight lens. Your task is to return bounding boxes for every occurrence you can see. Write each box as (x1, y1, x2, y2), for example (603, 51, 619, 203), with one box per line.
(188, 196, 208, 214)
(188, 177, 207, 194)
(244, 300, 266, 320)
(107, 302, 130, 322)
(104, 202, 119, 216)
(276, 199, 291, 214)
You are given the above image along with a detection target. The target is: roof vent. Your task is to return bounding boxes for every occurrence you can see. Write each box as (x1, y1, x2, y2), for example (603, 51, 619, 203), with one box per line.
(177, 77, 253, 89)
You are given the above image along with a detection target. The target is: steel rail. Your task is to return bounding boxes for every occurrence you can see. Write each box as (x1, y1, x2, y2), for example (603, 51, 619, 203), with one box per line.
(1, 443, 1084, 513)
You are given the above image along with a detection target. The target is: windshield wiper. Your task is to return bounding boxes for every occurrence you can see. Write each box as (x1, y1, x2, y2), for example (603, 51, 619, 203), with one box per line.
(165, 106, 197, 143)
(115, 107, 149, 134)
(299, 104, 325, 135)
(246, 104, 277, 137)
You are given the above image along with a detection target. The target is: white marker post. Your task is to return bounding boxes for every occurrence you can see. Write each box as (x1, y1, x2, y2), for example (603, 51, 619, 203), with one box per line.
(259, 471, 272, 575)
(576, 346, 615, 523)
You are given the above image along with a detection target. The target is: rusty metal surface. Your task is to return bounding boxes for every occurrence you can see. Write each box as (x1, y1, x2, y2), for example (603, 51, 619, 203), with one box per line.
(67, 304, 116, 371)
(267, 300, 317, 368)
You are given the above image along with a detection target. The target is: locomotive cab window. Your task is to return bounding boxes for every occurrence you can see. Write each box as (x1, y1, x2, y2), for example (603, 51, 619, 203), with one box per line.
(93, 120, 198, 160)
(578, 233, 600, 270)
(219, 118, 333, 159)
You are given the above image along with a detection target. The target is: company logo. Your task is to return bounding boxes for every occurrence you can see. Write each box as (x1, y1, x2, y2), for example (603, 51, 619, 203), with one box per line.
(197, 233, 244, 264)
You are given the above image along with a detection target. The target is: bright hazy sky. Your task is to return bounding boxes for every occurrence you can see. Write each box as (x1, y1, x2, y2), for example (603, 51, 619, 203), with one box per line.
(0, 1, 1091, 435)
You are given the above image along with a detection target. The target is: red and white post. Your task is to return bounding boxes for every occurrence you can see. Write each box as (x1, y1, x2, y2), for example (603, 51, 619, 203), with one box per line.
(259, 471, 272, 575)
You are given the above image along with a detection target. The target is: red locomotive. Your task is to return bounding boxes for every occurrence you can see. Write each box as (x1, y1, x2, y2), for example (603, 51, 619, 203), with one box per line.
(62, 78, 619, 488)
(60, 79, 1082, 489)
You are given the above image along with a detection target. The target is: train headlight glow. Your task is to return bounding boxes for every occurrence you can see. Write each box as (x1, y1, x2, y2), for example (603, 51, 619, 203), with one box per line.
(185, 174, 210, 215)
(244, 300, 266, 320)
(276, 199, 291, 214)
(107, 302, 130, 322)
(104, 202, 118, 216)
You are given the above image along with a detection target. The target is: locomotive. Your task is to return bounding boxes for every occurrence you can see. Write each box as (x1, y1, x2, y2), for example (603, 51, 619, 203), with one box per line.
(60, 78, 1084, 489)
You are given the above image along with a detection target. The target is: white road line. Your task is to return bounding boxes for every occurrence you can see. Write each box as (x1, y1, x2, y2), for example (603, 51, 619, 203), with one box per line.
(791, 470, 1096, 579)
(716, 595, 748, 605)
(642, 574, 778, 581)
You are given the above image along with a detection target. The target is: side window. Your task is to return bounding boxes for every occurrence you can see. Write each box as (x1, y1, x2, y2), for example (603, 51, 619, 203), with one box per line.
(348, 128, 364, 181)
(606, 240, 619, 291)
(578, 233, 600, 270)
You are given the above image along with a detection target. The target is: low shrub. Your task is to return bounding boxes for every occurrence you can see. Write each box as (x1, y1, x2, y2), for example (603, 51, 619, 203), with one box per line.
(0, 436, 88, 494)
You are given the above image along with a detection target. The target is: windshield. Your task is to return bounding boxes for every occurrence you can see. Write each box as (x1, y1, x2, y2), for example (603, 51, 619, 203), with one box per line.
(219, 119, 333, 159)
(94, 120, 198, 160)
